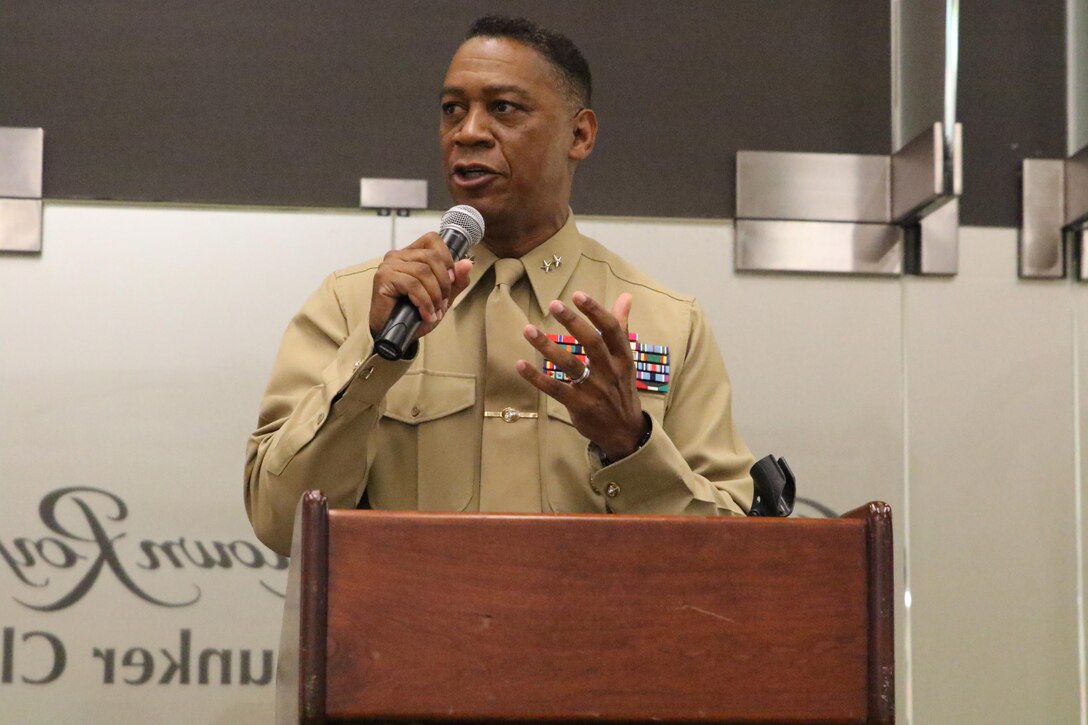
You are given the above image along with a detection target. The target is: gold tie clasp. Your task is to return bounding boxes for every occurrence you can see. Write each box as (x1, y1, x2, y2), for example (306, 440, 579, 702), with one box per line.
(484, 407, 540, 423)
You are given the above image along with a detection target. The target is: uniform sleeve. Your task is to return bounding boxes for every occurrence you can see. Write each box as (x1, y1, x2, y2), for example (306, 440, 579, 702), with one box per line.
(588, 300, 755, 515)
(244, 273, 412, 555)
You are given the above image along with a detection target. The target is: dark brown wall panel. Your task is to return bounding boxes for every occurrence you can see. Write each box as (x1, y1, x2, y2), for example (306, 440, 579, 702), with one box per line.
(1, 1, 889, 218)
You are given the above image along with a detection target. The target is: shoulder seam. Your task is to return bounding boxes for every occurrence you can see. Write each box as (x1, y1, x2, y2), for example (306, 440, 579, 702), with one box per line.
(578, 251, 694, 304)
(334, 262, 381, 279)
(328, 274, 350, 330)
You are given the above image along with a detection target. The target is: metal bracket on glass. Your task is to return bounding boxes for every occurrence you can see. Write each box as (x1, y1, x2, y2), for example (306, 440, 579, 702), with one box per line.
(0, 127, 44, 254)
(734, 122, 961, 277)
(360, 178, 427, 217)
(1020, 146, 1088, 279)
(893, 122, 962, 276)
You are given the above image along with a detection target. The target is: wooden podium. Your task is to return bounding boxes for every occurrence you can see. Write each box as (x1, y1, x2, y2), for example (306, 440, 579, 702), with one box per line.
(277, 491, 893, 724)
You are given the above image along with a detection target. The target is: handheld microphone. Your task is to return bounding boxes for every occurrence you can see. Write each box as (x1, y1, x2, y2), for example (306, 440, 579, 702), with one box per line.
(374, 205, 485, 360)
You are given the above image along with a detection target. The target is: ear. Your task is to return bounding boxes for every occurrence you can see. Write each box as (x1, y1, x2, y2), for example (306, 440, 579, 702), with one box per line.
(568, 108, 597, 162)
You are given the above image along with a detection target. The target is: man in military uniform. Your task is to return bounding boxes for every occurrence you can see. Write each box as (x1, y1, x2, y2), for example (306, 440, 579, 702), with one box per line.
(245, 16, 754, 556)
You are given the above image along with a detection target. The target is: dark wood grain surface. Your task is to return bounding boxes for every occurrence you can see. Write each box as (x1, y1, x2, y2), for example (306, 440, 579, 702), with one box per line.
(322, 510, 876, 723)
(277, 491, 329, 725)
(845, 502, 894, 724)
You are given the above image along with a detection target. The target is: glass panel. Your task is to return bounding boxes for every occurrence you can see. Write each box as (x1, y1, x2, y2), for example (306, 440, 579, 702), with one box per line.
(0, 202, 395, 723)
(905, 229, 1081, 722)
(943, 0, 960, 150)
(1072, 0, 1088, 154)
(894, 0, 957, 150)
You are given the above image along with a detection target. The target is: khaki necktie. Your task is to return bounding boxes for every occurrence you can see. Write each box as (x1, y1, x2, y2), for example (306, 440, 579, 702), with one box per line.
(479, 258, 541, 511)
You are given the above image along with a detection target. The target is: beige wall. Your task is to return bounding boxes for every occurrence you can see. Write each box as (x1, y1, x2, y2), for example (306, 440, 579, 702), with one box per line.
(0, 202, 1083, 722)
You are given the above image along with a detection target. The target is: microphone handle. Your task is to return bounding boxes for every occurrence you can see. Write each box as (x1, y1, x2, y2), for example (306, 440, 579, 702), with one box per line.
(374, 228, 472, 361)
(373, 297, 421, 361)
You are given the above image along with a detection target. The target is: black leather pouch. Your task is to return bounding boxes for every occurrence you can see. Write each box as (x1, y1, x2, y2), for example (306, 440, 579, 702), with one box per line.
(747, 455, 796, 517)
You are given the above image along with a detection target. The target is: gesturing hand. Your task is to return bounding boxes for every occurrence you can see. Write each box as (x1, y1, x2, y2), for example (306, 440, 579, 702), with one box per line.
(369, 232, 474, 343)
(515, 291, 648, 462)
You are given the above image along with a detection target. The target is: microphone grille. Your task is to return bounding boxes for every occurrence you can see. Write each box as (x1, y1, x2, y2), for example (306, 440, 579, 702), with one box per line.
(440, 205, 485, 245)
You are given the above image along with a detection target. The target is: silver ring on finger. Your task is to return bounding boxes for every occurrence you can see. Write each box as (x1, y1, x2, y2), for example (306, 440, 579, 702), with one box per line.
(570, 363, 591, 385)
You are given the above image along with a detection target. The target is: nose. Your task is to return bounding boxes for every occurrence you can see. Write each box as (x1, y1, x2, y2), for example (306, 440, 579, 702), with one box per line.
(453, 104, 494, 147)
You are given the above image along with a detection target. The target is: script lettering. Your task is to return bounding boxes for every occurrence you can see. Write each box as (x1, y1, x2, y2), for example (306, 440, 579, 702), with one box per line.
(15, 488, 199, 611)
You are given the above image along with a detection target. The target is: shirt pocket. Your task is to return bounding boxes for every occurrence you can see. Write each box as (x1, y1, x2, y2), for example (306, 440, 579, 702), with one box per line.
(373, 370, 478, 511)
(543, 396, 594, 512)
(542, 391, 668, 512)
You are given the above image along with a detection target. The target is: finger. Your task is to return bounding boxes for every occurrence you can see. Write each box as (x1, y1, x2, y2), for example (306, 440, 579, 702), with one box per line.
(572, 291, 630, 358)
(371, 240, 453, 333)
(397, 248, 453, 301)
(448, 258, 474, 301)
(406, 231, 449, 254)
(386, 268, 440, 322)
(548, 299, 611, 363)
(398, 233, 455, 297)
(405, 259, 450, 317)
(611, 293, 633, 334)
(515, 359, 576, 405)
(523, 325, 587, 379)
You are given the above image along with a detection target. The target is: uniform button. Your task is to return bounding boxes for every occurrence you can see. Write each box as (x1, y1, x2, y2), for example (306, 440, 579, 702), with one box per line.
(605, 482, 621, 498)
(410, 404, 421, 418)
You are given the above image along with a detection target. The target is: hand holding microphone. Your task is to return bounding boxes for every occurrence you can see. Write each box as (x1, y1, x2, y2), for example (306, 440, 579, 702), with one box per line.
(371, 205, 485, 360)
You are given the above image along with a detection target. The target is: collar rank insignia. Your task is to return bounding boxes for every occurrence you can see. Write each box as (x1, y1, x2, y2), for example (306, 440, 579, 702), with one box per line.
(543, 332, 670, 393)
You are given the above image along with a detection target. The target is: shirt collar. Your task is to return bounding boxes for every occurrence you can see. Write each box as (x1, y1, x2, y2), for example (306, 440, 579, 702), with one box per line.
(453, 213, 584, 317)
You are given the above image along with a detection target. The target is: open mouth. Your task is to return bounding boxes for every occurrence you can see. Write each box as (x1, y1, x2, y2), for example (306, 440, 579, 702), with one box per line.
(452, 163, 498, 181)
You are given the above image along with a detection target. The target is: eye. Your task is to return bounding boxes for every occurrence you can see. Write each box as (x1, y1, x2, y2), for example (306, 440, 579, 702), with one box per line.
(493, 100, 518, 114)
(441, 101, 463, 118)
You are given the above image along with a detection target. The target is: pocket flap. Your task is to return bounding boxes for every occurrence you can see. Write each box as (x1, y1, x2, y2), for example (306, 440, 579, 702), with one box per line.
(383, 370, 476, 424)
(546, 392, 666, 427)
(545, 396, 574, 425)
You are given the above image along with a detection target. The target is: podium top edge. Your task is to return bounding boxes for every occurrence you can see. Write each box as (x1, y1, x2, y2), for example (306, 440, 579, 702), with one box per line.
(324, 507, 886, 526)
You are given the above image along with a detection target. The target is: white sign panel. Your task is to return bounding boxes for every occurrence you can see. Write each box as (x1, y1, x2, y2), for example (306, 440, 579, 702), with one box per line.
(0, 203, 393, 723)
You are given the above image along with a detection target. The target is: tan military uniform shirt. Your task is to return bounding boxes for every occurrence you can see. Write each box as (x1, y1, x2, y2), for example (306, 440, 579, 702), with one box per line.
(246, 215, 754, 555)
